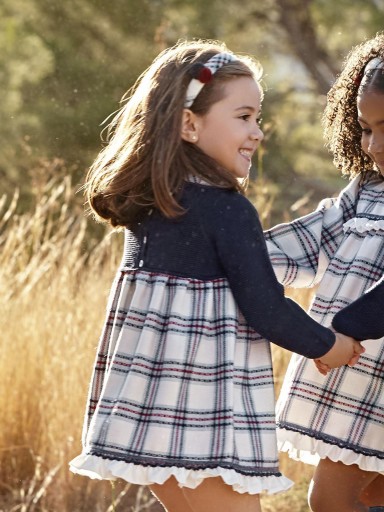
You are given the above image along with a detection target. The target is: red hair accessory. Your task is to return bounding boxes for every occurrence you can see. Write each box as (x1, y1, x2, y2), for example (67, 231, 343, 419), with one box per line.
(197, 66, 212, 83)
(184, 53, 238, 108)
(189, 63, 213, 84)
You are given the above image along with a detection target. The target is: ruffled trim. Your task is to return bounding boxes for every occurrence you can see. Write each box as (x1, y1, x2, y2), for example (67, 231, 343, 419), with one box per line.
(343, 217, 384, 234)
(277, 429, 384, 475)
(69, 453, 293, 495)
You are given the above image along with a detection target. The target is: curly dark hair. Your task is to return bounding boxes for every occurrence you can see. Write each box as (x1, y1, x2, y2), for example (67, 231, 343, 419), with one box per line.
(323, 32, 384, 177)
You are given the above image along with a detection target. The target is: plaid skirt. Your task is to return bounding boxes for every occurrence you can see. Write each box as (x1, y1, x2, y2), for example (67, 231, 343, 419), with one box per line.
(266, 174, 384, 474)
(70, 270, 292, 494)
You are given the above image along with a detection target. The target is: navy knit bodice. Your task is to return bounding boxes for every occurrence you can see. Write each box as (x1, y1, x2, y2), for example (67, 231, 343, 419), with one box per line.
(121, 182, 335, 358)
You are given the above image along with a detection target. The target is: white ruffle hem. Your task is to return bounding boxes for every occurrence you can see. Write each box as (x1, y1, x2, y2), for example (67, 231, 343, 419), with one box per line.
(70, 454, 293, 495)
(278, 429, 384, 475)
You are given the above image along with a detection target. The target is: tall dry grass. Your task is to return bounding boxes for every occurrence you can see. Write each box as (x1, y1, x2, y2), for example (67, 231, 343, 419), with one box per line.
(0, 170, 314, 511)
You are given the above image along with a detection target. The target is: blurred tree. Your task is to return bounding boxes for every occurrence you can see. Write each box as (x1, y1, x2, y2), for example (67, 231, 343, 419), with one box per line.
(222, 0, 384, 218)
(0, 1, 54, 192)
(21, 0, 167, 181)
(1, 0, 383, 219)
(274, 0, 338, 95)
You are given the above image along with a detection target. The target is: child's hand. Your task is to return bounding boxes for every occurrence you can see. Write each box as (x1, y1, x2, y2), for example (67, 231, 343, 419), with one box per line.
(347, 340, 365, 366)
(314, 338, 365, 375)
(317, 333, 364, 370)
(313, 359, 330, 375)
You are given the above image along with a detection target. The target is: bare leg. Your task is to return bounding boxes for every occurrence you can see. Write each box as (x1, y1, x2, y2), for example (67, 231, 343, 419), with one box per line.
(309, 458, 379, 512)
(182, 476, 261, 512)
(150, 477, 195, 512)
(150, 476, 261, 512)
(361, 475, 384, 507)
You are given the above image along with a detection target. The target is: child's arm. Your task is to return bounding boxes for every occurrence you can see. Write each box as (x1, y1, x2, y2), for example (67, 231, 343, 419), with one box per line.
(309, 274, 384, 375)
(264, 177, 360, 288)
(212, 192, 358, 363)
(332, 276, 384, 340)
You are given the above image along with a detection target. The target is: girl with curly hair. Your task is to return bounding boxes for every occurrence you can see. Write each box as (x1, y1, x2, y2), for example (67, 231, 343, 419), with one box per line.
(265, 33, 384, 511)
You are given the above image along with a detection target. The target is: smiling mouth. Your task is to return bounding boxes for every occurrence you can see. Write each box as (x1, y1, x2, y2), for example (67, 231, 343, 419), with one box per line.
(239, 149, 253, 160)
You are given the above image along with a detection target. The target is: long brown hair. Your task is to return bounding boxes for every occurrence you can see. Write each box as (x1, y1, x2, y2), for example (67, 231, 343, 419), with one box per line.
(84, 39, 263, 228)
(322, 32, 384, 177)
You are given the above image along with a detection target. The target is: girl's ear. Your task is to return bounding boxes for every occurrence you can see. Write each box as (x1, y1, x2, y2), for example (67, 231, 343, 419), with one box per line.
(181, 109, 199, 143)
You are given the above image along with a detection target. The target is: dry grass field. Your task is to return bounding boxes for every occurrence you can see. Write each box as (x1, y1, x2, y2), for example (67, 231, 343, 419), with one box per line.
(0, 175, 315, 511)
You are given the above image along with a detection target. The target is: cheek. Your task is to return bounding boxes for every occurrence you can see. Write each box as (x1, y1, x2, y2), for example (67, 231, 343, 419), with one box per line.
(361, 135, 369, 154)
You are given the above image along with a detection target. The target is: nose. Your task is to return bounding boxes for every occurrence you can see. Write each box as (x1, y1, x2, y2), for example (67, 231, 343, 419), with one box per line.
(250, 125, 264, 142)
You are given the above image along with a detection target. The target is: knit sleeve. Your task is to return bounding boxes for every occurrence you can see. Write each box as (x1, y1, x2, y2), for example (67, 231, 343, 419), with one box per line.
(264, 177, 359, 287)
(209, 192, 336, 358)
(332, 276, 384, 340)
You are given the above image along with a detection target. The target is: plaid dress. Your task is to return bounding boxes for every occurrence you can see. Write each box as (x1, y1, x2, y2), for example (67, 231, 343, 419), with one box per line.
(71, 182, 330, 494)
(265, 172, 384, 474)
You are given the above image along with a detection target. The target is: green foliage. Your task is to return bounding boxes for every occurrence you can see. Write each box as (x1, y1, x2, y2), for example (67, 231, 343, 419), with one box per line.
(0, 1, 54, 187)
(1, 0, 382, 218)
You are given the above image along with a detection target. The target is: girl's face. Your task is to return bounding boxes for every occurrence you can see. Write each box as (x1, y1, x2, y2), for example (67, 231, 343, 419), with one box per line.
(357, 89, 384, 176)
(193, 76, 264, 179)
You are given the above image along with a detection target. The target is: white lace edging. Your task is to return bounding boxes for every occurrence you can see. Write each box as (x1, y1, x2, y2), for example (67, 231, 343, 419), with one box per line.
(343, 217, 384, 233)
(277, 430, 384, 475)
(69, 454, 293, 495)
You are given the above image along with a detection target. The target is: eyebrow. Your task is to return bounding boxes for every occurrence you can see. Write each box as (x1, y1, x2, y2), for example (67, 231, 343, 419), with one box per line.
(234, 106, 260, 113)
(358, 116, 384, 126)
(235, 105, 256, 112)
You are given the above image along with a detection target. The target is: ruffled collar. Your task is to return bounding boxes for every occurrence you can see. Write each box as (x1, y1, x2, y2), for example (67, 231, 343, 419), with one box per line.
(343, 216, 384, 233)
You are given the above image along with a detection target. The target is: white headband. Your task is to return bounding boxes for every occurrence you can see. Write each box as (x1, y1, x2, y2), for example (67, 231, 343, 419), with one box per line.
(184, 52, 238, 108)
(359, 56, 384, 87)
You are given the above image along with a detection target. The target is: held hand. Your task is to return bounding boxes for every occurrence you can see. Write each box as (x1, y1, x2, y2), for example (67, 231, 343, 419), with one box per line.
(347, 340, 365, 366)
(314, 338, 365, 375)
(314, 359, 330, 375)
(318, 333, 363, 369)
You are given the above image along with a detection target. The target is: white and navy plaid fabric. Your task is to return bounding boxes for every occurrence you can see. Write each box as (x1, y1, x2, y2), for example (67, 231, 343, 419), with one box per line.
(265, 172, 384, 474)
(70, 269, 292, 493)
(184, 52, 238, 108)
(203, 53, 238, 74)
